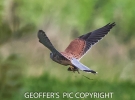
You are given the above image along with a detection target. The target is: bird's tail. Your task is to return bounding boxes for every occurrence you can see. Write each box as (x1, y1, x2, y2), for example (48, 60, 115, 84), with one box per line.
(71, 58, 97, 74)
(83, 69, 97, 74)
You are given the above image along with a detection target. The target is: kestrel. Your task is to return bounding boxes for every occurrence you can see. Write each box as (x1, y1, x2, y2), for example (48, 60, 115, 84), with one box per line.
(38, 22, 115, 74)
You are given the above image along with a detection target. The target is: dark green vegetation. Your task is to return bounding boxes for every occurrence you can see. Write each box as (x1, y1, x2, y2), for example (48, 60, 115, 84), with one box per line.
(14, 73, 135, 100)
(0, 0, 135, 100)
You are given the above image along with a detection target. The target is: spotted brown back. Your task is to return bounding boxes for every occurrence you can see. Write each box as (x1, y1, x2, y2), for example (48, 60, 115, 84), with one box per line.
(61, 38, 86, 60)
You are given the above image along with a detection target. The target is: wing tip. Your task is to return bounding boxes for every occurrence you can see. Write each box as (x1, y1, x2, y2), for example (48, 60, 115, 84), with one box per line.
(83, 70, 98, 74)
(109, 22, 116, 28)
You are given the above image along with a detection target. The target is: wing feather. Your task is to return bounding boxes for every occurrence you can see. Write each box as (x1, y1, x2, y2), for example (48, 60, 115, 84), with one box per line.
(71, 58, 97, 73)
(61, 39, 86, 59)
(38, 30, 62, 56)
(62, 22, 115, 60)
(80, 22, 115, 56)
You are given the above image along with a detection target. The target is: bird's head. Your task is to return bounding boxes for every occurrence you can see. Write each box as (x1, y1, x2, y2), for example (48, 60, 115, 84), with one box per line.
(50, 52, 60, 63)
(50, 52, 54, 59)
(50, 52, 57, 59)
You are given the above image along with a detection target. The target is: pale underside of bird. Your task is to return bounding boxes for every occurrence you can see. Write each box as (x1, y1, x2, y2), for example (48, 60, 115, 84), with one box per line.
(38, 22, 115, 74)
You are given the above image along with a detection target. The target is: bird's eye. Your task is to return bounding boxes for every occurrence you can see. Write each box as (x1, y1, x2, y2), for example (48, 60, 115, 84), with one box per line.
(50, 53, 53, 56)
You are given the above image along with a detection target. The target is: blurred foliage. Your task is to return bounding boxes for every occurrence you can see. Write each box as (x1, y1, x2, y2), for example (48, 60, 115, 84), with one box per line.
(0, 0, 135, 42)
(0, 0, 135, 100)
(0, 54, 24, 100)
(0, 0, 35, 44)
(13, 73, 135, 100)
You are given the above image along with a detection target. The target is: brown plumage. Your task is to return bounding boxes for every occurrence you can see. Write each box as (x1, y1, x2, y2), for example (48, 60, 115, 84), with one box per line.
(38, 22, 116, 74)
(61, 39, 86, 60)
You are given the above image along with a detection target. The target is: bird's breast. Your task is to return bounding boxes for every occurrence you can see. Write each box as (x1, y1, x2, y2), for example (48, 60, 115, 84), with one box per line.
(50, 55, 71, 66)
(59, 59, 72, 65)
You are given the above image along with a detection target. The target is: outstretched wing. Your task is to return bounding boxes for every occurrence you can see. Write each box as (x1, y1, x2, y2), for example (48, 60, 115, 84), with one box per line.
(71, 58, 97, 73)
(62, 22, 115, 60)
(38, 30, 62, 56)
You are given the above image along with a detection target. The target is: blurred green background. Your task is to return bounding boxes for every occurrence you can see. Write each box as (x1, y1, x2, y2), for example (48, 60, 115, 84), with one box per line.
(0, 0, 135, 100)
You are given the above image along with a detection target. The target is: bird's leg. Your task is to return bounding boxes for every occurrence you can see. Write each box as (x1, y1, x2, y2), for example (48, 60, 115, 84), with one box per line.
(73, 66, 80, 74)
(71, 66, 80, 74)
(69, 65, 75, 73)
(68, 66, 80, 74)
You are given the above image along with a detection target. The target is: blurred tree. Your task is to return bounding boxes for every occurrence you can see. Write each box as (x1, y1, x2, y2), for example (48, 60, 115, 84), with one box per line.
(0, 54, 23, 100)
(0, 0, 135, 43)
(0, 0, 35, 44)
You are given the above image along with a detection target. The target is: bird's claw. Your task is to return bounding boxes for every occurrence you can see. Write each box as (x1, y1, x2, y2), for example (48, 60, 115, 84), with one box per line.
(68, 66, 80, 74)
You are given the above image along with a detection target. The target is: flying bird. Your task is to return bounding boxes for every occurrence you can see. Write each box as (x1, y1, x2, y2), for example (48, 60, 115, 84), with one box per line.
(38, 22, 115, 74)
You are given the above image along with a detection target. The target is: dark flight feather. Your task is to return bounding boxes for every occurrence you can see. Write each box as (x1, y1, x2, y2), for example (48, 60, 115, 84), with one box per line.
(79, 22, 115, 56)
(38, 30, 62, 56)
